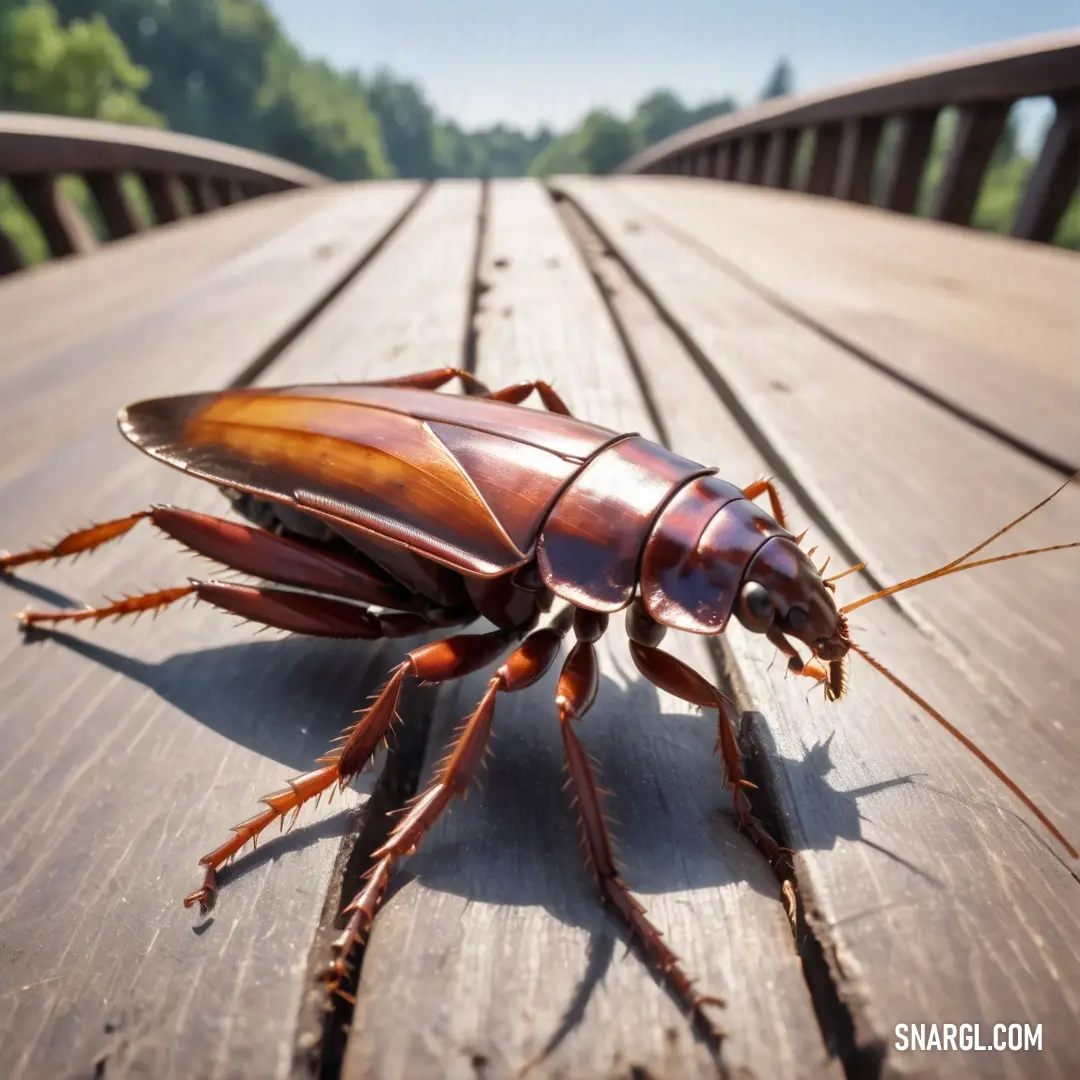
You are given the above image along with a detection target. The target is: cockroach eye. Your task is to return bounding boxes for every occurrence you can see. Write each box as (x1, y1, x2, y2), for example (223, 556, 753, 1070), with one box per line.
(738, 581, 775, 628)
(787, 606, 809, 631)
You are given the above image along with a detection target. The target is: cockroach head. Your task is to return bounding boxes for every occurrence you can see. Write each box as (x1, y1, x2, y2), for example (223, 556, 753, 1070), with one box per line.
(733, 535, 851, 668)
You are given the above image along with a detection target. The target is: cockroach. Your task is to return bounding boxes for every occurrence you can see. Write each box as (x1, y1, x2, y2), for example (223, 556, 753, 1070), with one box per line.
(2, 366, 1077, 1026)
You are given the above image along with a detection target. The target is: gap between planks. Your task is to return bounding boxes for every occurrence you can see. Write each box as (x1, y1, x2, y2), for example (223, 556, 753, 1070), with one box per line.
(552, 175, 1080, 1079)
(0, 180, 435, 1080)
(343, 179, 834, 1080)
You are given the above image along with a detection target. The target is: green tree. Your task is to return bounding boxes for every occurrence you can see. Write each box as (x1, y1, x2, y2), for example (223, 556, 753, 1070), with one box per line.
(364, 71, 436, 178)
(759, 57, 794, 100)
(49, 0, 389, 179)
(632, 90, 691, 146)
(0, 0, 163, 124)
(578, 110, 636, 174)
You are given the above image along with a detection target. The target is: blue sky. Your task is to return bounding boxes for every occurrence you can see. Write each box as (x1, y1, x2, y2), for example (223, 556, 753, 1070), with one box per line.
(264, 1, 1078, 132)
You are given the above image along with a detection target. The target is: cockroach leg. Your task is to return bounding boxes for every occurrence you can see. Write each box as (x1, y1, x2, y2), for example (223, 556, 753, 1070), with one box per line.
(365, 366, 493, 395)
(483, 380, 573, 416)
(185, 626, 524, 917)
(16, 580, 434, 639)
(0, 511, 150, 572)
(321, 618, 570, 994)
(556, 637, 726, 1031)
(741, 478, 788, 530)
(19, 584, 197, 628)
(627, 641, 793, 875)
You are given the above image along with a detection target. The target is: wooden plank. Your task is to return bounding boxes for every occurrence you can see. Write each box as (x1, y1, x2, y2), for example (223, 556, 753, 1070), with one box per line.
(0, 182, 422, 490)
(601, 176, 1080, 472)
(0, 186, 344, 385)
(0, 181, 428, 1080)
(345, 179, 835, 1080)
(554, 175, 1080, 1077)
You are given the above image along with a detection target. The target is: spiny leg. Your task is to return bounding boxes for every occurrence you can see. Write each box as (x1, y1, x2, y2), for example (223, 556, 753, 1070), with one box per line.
(1, 511, 150, 573)
(557, 609, 725, 1027)
(17, 579, 448, 638)
(184, 624, 530, 915)
(323, 609, 574, 995)
(624, 600, 791, 875)
(742, 478, 788, 530)
(7, 504, 425, 618)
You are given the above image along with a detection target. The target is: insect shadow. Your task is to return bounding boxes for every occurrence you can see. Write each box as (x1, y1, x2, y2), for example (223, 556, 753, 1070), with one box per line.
(21, 624, 925, 900)
(17, 623, 930, 1063)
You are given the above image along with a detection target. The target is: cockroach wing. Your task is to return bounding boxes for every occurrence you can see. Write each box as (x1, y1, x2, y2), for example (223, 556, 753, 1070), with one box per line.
(119, 385, 618, 577)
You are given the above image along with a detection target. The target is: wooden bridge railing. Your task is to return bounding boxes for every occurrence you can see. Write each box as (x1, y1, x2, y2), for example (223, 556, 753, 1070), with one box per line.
(618, 30, 1080, 244)
(0, 112, 328, 276)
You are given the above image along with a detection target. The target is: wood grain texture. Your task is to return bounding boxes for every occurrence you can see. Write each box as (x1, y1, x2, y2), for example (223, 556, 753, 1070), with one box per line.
(603, 176, 1080, 471)
(344, 179, 835, 1080)
(0, 182, 430, 1080)
(554, 175, 1080, 1077)
(0, 181, 422, 490)
(0, 186, 341, 375)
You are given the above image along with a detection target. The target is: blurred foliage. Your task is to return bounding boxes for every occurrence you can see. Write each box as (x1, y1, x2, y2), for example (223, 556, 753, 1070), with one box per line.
(759, 57, 794, 100)
(0, 0, 163, 123)
(530, 91, 736, 176)
(1, 1, 1074, 259)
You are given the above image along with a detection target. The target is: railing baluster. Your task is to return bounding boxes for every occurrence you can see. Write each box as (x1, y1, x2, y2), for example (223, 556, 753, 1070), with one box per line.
(931, 102, 1010, 225)
(0, 229, 23, 277)
(10, 175, 97, 259)
(85, 171, 143, 239)
(1012, 96, 1080, 243)
(181, 175, 221, 214)
(762, 129, 798, 189)
(877, 108, 938, 213)
(805, 122, 843, 196)
(834, 116, 883, 203)
(616, 30, 1079, 243)
(140, 173, 186, 224)
(714, 143, 734, 180)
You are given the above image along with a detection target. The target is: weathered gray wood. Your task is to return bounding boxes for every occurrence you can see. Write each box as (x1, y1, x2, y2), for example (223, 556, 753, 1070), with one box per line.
(0, 182, 426, 1080)
(0, 182, 422, 489)
(85, 170, 144, 240)
(930, 102, 1009, 225)
(600, 177, 1080, 471)
(805, 122, 843, 197)
(1012, 96, 1080, 243)
(345, 179, 835, 1080)
(877, 109, 938, 213)
(834, 117, 883, 203)
(555, 175, 1080, 1076)
(0, 186, 339, 388)
(10, 174, 97, 259)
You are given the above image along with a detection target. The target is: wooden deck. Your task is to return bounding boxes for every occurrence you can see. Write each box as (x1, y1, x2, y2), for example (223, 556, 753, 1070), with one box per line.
(0, 176, 1077, 1080)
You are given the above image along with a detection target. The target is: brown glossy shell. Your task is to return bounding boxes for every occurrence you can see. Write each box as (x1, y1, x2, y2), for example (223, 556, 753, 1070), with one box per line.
(120, 385, 619, 578)
(640, 479, 789, 633)
(536, 437, 709, 612)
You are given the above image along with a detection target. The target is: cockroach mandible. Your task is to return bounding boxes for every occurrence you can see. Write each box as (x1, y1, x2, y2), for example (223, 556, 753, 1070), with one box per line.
(2, 367, 1076, 1028)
